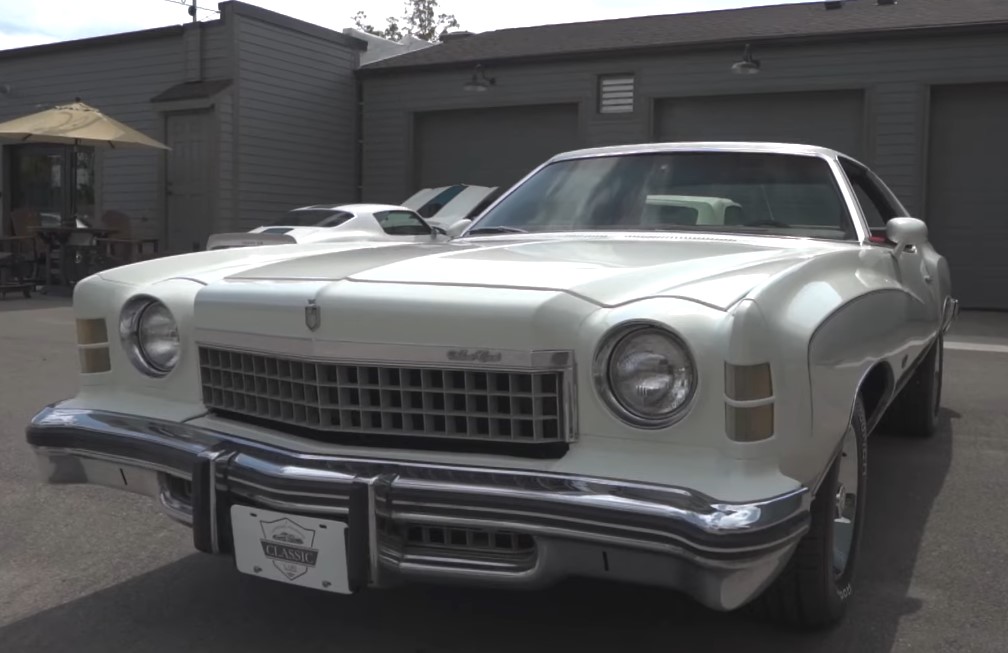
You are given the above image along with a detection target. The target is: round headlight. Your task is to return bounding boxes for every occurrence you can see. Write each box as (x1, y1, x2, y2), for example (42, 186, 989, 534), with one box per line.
(120, 297, 180, 376)
(595, 324, 696, 428)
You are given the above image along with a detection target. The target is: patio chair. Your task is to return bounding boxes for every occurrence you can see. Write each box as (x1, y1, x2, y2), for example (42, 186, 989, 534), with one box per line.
(0, 237, 34, 299)
(8, 208, 45, 284)
(93, 210, 160, 264)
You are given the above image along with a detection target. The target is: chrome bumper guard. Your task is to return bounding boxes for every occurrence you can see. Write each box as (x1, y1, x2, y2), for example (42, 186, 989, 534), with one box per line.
(27, 405, 810, 611)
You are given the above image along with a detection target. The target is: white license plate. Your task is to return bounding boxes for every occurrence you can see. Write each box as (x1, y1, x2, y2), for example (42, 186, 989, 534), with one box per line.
(230, 505, 351, 594)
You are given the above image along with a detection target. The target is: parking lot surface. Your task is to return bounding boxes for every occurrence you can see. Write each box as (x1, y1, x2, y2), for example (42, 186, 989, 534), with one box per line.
(2, 297, 1007, 652)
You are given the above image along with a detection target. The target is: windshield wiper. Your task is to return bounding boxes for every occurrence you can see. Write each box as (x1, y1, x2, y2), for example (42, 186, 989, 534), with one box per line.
(465, 226, 529, 235)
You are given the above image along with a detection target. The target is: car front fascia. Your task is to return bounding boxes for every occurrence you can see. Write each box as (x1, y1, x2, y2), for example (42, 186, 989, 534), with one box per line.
(27, 405, 810, 612)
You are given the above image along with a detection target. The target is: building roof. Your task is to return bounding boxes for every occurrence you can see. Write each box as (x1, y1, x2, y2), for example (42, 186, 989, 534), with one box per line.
(150, 79, 234, 103)
(360, 0, 1008, 73)
(342, 28, 433, 65)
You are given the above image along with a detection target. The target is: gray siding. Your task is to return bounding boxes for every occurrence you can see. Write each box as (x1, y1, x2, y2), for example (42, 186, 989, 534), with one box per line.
(361, 30, 1008, 216)
(0, 32, 184, 241)
(232, 11, 360, 230)
(215, 90, 237, 232)
(202, 21, 233, 81)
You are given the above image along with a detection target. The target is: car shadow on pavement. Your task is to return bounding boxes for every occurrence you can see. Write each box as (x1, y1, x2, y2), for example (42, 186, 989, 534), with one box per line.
(0, 410, 956, 653)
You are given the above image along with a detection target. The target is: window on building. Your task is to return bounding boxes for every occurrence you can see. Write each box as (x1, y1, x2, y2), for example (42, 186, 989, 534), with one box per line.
(8, 144, 95, 226)
(598, 74, 635, 114)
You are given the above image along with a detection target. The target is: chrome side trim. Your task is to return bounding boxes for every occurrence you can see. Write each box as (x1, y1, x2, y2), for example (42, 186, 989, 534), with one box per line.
(941, 296, 960, 335)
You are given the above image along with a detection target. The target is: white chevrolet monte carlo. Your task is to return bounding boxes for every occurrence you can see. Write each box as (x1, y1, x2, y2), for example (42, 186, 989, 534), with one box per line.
(27, 142, 958, 629)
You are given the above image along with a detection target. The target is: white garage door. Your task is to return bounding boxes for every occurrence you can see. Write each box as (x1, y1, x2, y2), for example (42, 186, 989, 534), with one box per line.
(413, 103, 580, 191)
(927, 83, 1008, 310)
(655, 90, 866, 159)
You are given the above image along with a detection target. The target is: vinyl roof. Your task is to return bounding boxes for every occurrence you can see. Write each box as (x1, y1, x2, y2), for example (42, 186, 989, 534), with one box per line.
(360, 0, 1008, 72)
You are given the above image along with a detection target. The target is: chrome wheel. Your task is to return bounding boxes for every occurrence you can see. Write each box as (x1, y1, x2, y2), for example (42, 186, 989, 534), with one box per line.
(832, 426, 859, 577)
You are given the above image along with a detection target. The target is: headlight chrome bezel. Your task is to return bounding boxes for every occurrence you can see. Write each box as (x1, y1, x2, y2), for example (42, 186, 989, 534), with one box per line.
(119, 295, 180, 377)
(593, 321, 698, 429)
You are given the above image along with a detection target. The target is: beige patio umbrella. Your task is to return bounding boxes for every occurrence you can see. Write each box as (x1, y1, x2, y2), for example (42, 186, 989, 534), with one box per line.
(0, 99, 169, 149)
(0, 99, 169, 225)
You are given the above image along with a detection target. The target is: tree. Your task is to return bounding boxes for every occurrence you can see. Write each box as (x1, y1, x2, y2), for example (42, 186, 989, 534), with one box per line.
(353, 0, 461, 43)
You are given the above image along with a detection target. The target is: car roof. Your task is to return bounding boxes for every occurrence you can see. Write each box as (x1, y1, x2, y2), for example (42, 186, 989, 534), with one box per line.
(548, 141, 858, 163)
(291, 203, 414, 213)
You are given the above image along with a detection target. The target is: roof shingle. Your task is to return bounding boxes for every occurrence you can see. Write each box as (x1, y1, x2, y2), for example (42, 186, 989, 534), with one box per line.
(360, 0, 1008, 72)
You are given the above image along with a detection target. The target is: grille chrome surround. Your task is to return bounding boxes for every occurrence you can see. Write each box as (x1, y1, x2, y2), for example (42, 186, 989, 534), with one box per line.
(198, 346, 576, 443)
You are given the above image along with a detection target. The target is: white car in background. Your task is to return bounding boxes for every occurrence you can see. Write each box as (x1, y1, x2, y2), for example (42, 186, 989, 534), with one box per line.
(402, 184, 500, 232)
(205, 204, 449, 250)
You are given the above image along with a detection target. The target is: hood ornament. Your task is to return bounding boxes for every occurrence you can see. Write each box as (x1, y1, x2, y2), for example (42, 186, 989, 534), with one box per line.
(305, 299, 320, 331)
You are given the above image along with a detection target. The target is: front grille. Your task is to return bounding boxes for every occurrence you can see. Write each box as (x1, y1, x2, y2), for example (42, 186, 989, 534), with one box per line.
(404, 524, 535, 554)
(198, 347, 569, 443)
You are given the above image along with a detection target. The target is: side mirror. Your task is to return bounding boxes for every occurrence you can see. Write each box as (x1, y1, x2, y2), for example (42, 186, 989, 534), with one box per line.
(885, 217, 928, 259)
(446, 218, 472, 238)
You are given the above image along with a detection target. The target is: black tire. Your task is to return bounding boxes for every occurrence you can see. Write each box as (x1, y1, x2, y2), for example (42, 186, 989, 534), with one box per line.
(880, 335, 943, 438)
(752, 396, 868, 629)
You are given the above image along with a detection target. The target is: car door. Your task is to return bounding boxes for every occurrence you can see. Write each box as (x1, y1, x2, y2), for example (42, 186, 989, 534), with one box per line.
(841, 159, 937, 310)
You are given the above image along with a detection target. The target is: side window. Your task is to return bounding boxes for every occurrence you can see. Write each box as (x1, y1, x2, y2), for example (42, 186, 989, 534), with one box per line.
(841, 159, 899, 231)
(318, 211, 354, 227)
(851, 183, 887, 228)
(374, 210, 432, 236)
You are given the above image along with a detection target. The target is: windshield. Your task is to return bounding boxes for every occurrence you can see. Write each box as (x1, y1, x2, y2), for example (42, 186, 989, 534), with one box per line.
(467, 151, 855, 240)
(267, 209, 354, 227)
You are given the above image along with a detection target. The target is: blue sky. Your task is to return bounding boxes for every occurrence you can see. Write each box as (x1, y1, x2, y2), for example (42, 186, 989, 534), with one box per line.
(0, 0, 815, 51)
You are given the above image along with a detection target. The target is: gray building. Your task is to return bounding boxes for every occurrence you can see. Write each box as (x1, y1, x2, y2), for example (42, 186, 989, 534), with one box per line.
(358, 0, 1008, 310)
(0, 1, 366, 253)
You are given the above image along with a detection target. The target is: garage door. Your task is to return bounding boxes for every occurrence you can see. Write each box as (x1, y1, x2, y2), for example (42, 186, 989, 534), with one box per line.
(927, 84, 1008, 310)
(413, 103, 580, 191)
(655, 90, 866, 159)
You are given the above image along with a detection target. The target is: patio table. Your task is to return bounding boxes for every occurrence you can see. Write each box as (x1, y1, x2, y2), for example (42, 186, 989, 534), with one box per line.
(29, 225, 117, 288)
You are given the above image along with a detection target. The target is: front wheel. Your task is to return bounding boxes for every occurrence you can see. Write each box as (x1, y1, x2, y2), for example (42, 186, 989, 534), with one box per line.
(752, 396, 868, 629)
(880, 335, 943, 438)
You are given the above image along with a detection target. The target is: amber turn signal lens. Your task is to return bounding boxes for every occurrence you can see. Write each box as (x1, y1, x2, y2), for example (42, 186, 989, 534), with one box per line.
(725, 404, 774, 442)
(79, 347, 111, 373)
(76, 319, 108, 345)
(724, 362, 773, 401)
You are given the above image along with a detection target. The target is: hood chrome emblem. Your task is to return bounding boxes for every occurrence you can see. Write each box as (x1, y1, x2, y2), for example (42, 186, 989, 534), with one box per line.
(305, 299, 320, 331)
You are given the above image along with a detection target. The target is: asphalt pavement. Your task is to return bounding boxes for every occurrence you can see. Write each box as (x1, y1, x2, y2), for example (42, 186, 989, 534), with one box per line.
(1, 296, 1007, 653)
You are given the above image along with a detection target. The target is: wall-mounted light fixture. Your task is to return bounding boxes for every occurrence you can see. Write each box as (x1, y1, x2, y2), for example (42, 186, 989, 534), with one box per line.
(463, 64, 496, 92)
(731, 44, 761, 75)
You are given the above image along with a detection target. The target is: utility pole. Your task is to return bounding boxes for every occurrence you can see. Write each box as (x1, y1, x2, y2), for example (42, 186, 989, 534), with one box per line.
(189, 0, 197, 22)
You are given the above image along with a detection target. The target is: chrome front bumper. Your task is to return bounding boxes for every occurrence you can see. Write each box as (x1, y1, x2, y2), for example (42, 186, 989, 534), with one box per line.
(26, 405, 810, 611)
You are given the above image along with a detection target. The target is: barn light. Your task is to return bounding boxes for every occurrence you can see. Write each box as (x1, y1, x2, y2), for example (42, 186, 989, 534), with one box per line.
(731, 44, 761, 75)
(463, 64, 496, 92)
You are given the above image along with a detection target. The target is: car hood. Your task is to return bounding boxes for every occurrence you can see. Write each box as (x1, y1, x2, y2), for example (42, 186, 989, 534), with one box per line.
(208, 233, 833, 310)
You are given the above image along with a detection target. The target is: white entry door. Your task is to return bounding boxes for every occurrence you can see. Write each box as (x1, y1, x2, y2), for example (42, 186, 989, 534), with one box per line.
(165, 111, 212, 253)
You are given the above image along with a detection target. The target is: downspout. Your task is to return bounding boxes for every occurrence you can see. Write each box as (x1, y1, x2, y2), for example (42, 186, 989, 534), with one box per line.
(355, 76, 364, 203)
